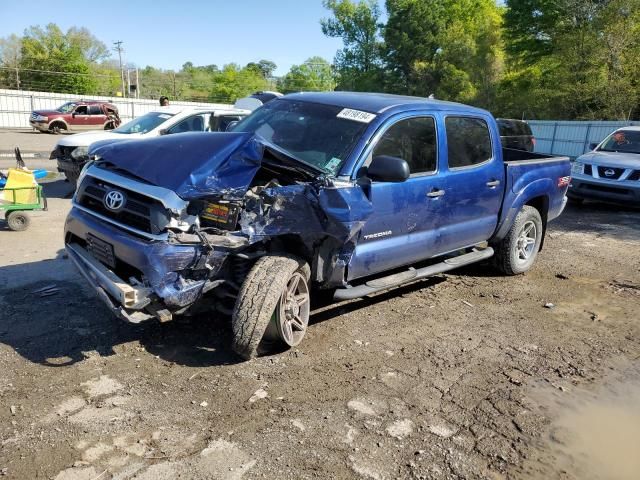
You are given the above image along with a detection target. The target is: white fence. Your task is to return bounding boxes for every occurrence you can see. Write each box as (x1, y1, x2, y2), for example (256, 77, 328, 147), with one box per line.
(529, 120, 640, 158)
(0, 88, 232, 129)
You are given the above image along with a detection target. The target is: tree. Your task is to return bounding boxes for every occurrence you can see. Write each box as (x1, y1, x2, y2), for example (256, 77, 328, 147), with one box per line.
(0, 34, 22, 88)
(384, 0, 504, 107)
(321, 0, 383, 90)
(278, 57, 335, 93)
(247, 59, 277, 79)
(500, 0, 640, 120)
(19, 24, 98, 94)
(210, 64, 270, 102)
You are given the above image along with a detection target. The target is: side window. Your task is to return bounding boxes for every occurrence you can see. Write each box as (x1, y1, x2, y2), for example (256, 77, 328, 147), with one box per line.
(372, 117, 437, 175)
(88, 105, 103, 115)
(445, 117, 492, 168)
(74, 105, 88, 115)
(170, 114, 206, 134)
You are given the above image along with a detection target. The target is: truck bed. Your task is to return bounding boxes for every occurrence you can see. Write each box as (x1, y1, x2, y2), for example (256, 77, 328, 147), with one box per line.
(502, 147, 569, 165)
(490, 148, 571, 244)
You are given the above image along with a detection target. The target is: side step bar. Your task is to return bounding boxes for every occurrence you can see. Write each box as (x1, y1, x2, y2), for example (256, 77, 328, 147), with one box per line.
(333, 247, 494, 301)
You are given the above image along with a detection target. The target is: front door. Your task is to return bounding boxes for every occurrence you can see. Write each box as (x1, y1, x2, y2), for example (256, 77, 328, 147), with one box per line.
(348, 115, 446, 280)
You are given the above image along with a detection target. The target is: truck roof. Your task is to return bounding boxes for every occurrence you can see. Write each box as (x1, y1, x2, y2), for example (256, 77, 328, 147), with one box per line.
(282, 91, 489, 116)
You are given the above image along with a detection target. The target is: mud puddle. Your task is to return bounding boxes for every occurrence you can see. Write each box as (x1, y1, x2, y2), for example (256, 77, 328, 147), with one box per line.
(528, 358, 640, 480)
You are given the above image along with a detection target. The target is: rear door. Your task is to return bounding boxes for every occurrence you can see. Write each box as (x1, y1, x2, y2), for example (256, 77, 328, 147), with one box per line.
(439, 115, 504, 250)
(87, 105, 107, 130)
(348, 114, 446, 280)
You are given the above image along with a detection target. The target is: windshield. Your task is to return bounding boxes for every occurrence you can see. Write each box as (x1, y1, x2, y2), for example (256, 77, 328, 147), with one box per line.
(598, 130, 640, 154)
(113, 112, 175, 134)
(56, 102, 77, 113)
(230, 99, 369, 174)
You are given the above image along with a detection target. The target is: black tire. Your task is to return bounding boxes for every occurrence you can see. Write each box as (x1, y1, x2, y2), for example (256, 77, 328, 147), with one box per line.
(493, 206, 543, 275)
(231, 255, 310, 360)
(6, 211, 30, 231)
(49, 122, 65, 134)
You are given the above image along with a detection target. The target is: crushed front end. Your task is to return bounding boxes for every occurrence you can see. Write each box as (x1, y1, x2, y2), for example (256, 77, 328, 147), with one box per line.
(64, 168, 249, 322)
(64, 132, 373, 323)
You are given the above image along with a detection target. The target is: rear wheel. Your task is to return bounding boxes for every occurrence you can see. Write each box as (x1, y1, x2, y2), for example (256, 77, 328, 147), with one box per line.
(493, 206, 543, 275)
(231, 255, 311, 360)
(6, 210, 30, 231)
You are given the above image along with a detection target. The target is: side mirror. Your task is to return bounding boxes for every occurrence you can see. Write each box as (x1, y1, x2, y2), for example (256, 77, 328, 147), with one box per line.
(589, 142, 598, 151)
(72, 112, 77, 117)
(225, 120, 239, 132)
(159, 128, 169, 136)
(367, 155, 410, 183)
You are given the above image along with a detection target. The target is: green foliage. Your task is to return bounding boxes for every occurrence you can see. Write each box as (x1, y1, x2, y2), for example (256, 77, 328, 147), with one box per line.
(502, 0, 640, 119)
(278, 57, 335, 93)
(18, 24, 101, 94)
(321, 0, 384, 90)
(384, 0, 504, 108)
(210, 64, 270, 103)
(246, 60, 277, 79)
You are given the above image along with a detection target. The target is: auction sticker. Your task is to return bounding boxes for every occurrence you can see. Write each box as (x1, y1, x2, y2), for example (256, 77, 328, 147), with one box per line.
(337, 108, 377, 123)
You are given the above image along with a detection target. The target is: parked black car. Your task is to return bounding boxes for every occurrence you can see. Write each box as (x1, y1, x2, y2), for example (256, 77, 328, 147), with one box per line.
(497, 119, 535, 152)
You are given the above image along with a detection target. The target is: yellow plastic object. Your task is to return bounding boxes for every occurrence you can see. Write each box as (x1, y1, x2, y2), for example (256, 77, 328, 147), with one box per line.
(0, 168, 37, 204)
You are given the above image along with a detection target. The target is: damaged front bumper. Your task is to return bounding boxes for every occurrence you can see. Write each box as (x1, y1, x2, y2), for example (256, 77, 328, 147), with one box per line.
(65, 207, 228, 322)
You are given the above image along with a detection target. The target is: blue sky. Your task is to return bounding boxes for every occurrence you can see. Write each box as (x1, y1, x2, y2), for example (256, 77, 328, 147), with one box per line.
(0, 0, 347, 75)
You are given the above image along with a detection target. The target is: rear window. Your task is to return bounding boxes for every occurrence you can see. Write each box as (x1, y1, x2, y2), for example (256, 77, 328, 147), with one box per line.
(498, 120, 531, 137)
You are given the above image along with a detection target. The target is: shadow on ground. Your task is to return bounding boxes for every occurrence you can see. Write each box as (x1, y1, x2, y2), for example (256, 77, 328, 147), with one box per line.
(0, 255, 240, 368)
(553, 202, 640, 242)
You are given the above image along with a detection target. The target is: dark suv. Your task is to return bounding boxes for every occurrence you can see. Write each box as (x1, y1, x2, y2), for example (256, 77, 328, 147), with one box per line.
(497, 119, 535, 152)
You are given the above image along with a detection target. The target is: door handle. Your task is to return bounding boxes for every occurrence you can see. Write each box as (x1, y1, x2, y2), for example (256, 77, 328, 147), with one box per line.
(427, 189, 446, 198)
(486, 180, 501, 187)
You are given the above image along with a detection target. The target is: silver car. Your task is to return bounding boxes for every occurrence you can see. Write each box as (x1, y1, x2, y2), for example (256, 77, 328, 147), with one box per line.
(569, 127, 640, 205)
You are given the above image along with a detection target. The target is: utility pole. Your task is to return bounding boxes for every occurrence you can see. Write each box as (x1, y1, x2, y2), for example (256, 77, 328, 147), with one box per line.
(113, 41, 125, 98)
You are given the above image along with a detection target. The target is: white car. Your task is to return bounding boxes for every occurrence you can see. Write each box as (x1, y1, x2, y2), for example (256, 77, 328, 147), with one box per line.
(51, 105, 251, 184)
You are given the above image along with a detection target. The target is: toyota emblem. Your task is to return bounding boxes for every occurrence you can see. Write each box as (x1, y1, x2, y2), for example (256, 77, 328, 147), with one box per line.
(103, 190, 126, 211)
(604, 169, 616, 177)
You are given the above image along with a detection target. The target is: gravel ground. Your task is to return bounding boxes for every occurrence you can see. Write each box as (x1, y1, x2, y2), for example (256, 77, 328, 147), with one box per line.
(0, 173, 639, 479)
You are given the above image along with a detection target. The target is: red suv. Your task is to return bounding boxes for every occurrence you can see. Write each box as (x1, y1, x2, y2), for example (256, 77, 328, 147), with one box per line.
(29, 100, 120, 134)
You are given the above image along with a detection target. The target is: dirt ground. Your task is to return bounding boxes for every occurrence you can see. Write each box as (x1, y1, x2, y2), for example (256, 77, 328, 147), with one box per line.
(1, 152, 639, 479)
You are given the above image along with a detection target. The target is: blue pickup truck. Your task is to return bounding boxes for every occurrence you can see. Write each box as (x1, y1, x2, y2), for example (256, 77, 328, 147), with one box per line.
(64, 92, 570, 359)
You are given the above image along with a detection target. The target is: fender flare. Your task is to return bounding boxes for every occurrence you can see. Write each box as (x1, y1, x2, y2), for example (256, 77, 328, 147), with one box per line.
(47, 117, 69, 131)
(492, 178, 552, 244)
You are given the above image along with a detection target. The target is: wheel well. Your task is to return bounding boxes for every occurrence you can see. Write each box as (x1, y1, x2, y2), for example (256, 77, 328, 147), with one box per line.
(525, 196, 549, 250)
(267, 235, 314, 266)
(49, 120, 67, 130)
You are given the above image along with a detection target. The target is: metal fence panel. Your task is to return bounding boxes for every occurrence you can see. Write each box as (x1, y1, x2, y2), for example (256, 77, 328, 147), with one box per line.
(0, 88, 232, 129)
(529, 120, 640, 158)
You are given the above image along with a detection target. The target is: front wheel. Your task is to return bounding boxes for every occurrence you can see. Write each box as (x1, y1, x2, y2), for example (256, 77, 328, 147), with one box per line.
(493, 206, 543, 275)
(231, 255, 311, 360)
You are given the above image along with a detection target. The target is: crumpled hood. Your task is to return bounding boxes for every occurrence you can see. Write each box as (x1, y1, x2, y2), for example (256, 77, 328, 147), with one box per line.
(577, 150, 640, 169)
(89, 132, 263, 200)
